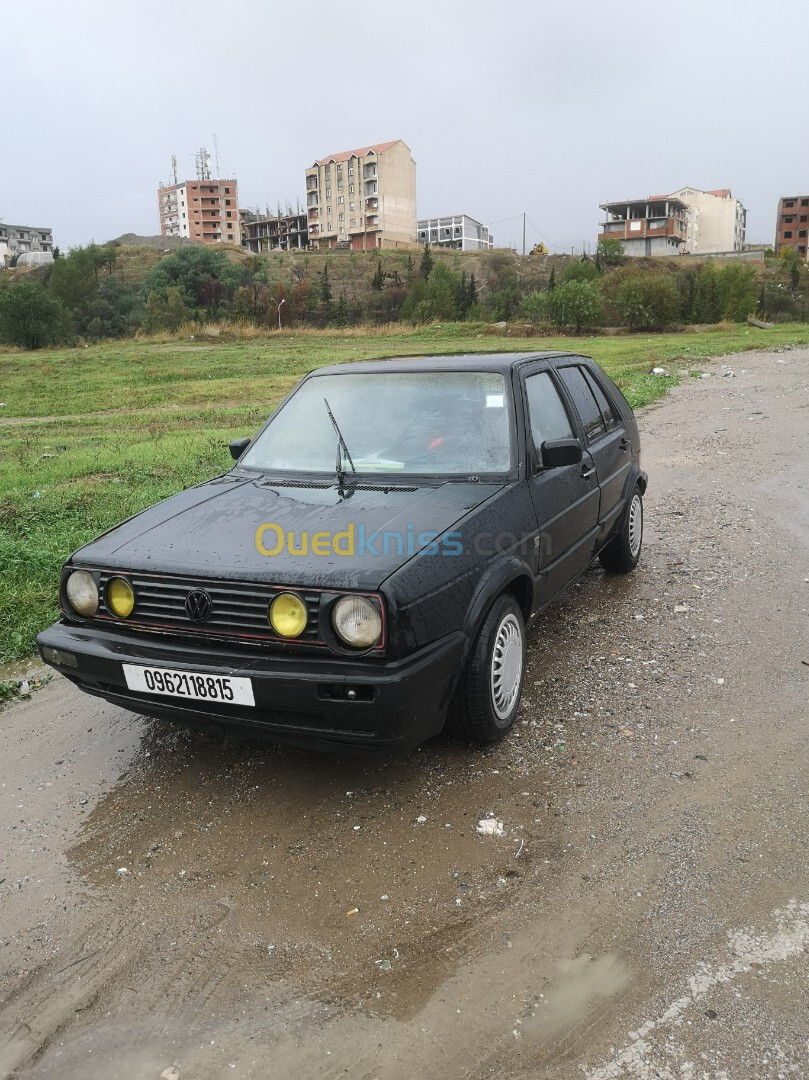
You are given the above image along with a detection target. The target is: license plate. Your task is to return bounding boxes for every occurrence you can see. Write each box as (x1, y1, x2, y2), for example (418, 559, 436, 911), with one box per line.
(122, 664, 255, 706)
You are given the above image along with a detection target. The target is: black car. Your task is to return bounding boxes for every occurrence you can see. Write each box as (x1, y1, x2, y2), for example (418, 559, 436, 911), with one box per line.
(38, 352, 646, 753)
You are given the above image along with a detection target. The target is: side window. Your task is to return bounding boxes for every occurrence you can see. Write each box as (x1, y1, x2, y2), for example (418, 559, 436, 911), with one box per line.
(582, 368, 618, 430)
(525, 371, 573, 451)
(557, 366, 606, 442)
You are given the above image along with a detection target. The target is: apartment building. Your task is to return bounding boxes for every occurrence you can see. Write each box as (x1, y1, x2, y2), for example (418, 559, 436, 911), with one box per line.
(775, 195, 809, 258)
(305, 140, 417, 251)
(241, 210, 308, 252)
(0, 222, 54, 266)
(670, 187, 747, 253)
(158, 179, 240, 245)
(417, 213, 494, 250)
(599, 196, 689, 256)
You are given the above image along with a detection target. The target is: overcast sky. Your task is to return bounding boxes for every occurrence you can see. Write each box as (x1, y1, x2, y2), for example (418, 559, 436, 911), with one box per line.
(3, 0, 807, 253)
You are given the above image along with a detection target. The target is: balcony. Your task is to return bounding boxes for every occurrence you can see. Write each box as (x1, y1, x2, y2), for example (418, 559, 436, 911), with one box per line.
(365, 215, 379, 229)
(363, 166, 377, 179)
(308, 208, 319, 222)
(365, 197, 378, 211)
(364, 181, 378, 195)
(306, 177, 318, 192)
(309, 225, 320, 236)
(307, 194, 319, 209)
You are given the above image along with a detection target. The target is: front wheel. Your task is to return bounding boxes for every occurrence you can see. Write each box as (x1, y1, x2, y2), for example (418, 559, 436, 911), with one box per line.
(599, 487, 643, 573)
(447, 593, 526, 744)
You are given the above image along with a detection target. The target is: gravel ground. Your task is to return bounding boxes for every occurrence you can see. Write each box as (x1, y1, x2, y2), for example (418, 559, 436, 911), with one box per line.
(1, 347, 807, 1079)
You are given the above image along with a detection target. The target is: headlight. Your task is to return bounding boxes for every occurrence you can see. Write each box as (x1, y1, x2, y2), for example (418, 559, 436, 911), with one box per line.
(331, 595, 382, 649)
(106, 577, 135, 618)
(269, 592, 308, 638)
(65, 570, 98, 617)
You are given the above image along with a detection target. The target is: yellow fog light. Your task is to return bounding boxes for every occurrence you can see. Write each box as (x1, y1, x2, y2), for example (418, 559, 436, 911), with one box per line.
(106, 577, 135, 618)
(269, 592, 308, 638)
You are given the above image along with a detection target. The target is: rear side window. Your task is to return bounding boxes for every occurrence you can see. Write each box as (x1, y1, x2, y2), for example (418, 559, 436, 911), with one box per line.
(582, 368, 618, 430)
(524, 371, 573, 448)
(557, 365, 606, 442)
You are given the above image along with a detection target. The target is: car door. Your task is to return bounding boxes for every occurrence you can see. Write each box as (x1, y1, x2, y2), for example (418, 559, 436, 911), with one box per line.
(555, 362, 631, 537)
(521, 364, 601, 605)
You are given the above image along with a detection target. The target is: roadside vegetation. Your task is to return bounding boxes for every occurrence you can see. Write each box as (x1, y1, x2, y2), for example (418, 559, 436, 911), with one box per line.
(2, 322, 809, 662)
(1, 240, 808, 350)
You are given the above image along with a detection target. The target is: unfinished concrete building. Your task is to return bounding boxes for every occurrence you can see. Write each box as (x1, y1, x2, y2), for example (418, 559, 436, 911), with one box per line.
(241, 210, 308, 252)
(598, 196, 689, 256)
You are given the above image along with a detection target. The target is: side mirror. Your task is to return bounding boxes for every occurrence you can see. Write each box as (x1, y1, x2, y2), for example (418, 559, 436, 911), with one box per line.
(540, 438, 583, 468)
(229, 437, 251, 461)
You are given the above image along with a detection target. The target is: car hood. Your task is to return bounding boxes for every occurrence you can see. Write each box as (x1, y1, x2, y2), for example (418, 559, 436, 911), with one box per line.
(72, 475, 503, 590)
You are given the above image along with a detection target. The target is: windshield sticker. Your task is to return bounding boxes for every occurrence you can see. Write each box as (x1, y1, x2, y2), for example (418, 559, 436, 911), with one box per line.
(486, 394, 504, 408)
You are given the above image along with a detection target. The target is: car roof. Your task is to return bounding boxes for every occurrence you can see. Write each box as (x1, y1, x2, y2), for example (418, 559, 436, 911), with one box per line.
(311, 351, 587, 377)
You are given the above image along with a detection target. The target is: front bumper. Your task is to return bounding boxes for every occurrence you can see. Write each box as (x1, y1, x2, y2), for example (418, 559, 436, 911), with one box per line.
(36, 621, 467, 753)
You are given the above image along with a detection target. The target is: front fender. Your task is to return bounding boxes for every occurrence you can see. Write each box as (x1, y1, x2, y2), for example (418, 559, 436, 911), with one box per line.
(461, 555, 534, 647)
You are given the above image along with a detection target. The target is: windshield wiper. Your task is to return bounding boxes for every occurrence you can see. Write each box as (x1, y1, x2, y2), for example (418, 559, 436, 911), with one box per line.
(323, 398, 355, 496)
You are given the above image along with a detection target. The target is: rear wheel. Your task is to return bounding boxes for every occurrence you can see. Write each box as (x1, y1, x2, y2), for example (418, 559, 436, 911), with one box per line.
(447, 593, 525, 744)
(599, 487, 643, 573)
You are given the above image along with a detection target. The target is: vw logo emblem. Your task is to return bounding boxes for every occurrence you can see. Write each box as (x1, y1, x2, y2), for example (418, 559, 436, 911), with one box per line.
(185, 589, 212, 624)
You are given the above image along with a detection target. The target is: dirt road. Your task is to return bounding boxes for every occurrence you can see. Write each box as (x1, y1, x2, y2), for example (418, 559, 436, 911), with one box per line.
(2, 348, 808, 1079)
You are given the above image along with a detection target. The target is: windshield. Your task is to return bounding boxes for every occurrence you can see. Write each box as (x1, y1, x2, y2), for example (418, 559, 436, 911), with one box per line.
(240, 371, 513, 476)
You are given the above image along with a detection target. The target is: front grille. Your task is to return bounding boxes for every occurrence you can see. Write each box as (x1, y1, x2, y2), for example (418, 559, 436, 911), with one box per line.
(96, 570, 322, 646)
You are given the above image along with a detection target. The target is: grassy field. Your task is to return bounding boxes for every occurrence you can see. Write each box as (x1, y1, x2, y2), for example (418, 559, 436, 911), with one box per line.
(2, 322, 809, 662)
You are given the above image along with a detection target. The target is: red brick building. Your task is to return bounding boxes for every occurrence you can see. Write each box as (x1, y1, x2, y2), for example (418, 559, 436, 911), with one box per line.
(158, 179, 240, 245)
(775, 195, 809, 258)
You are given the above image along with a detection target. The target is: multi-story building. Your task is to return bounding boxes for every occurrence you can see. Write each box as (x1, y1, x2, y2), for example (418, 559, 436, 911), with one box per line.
(417, 214, 494, 250)
(157, 179, 240, 245)
(0, 222, 54, 266)
(241, 209, 308, 252)
(670, 187, 746, 253)
(598, 196, 689, 256)
(305, 140, 417, 251)
(775, 195, 809, 258)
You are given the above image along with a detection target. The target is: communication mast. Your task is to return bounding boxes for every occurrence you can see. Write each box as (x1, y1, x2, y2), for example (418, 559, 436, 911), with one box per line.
(170, 155, 178, 185)
(195, 147, 211, 181)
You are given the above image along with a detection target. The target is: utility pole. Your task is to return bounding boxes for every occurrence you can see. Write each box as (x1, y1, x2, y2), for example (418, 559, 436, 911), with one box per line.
(522, 212, 526, 256)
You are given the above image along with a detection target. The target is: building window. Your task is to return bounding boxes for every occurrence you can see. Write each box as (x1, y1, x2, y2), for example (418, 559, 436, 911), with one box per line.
(801, 216, 808, 223)
(785, 201, 795, 208)
(225, 187, 230, 193)
(802, 199, 809, 206)
(226, 211, 232, 218)
(327, 205, 332, 215)
(326, 188, 331, 198)
(350, 219, 356, 227)
(348, 167, 354, 177)
(339, 212, 344, 221)
(800, 230, 807, 238)
(349, 184, 354, 194)
(338, 196, 344, 204)
(784, 230, 793, 238)
(328, 223, 332, 231)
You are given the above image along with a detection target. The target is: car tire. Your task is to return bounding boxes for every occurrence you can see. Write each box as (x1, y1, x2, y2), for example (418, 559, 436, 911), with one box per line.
(599, 486, 643, 573)
(447, 593, 526, 744)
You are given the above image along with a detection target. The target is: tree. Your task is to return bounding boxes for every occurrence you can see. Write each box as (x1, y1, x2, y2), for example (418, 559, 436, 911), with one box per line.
(521, 290, 548, 325)
(547, 265, 556, 291)
(371, 259, 384, 291)
(596, 237, 625, 267)
(319, 262, 333, 313)
(718, 263, 757, 322)
(561, 258, 600, 284)
(405, 253, 415, 285)
(142, 245, 248, 312)
(49, 245, 99, 309)
(419, 243, 434, 281)
(468, 273, 478, 308)
(544, 280, 603, 333)
(692, 262, 723, 323)
(142, 287, 190, 332)
(0, 280, 68, 349)
(333, 293, 348, 328)
(610, 273, 678, 331)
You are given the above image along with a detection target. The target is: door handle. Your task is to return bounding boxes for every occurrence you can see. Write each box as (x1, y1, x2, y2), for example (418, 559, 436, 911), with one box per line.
(619, 437, 630, 451)
(581, 465, 596, 479)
